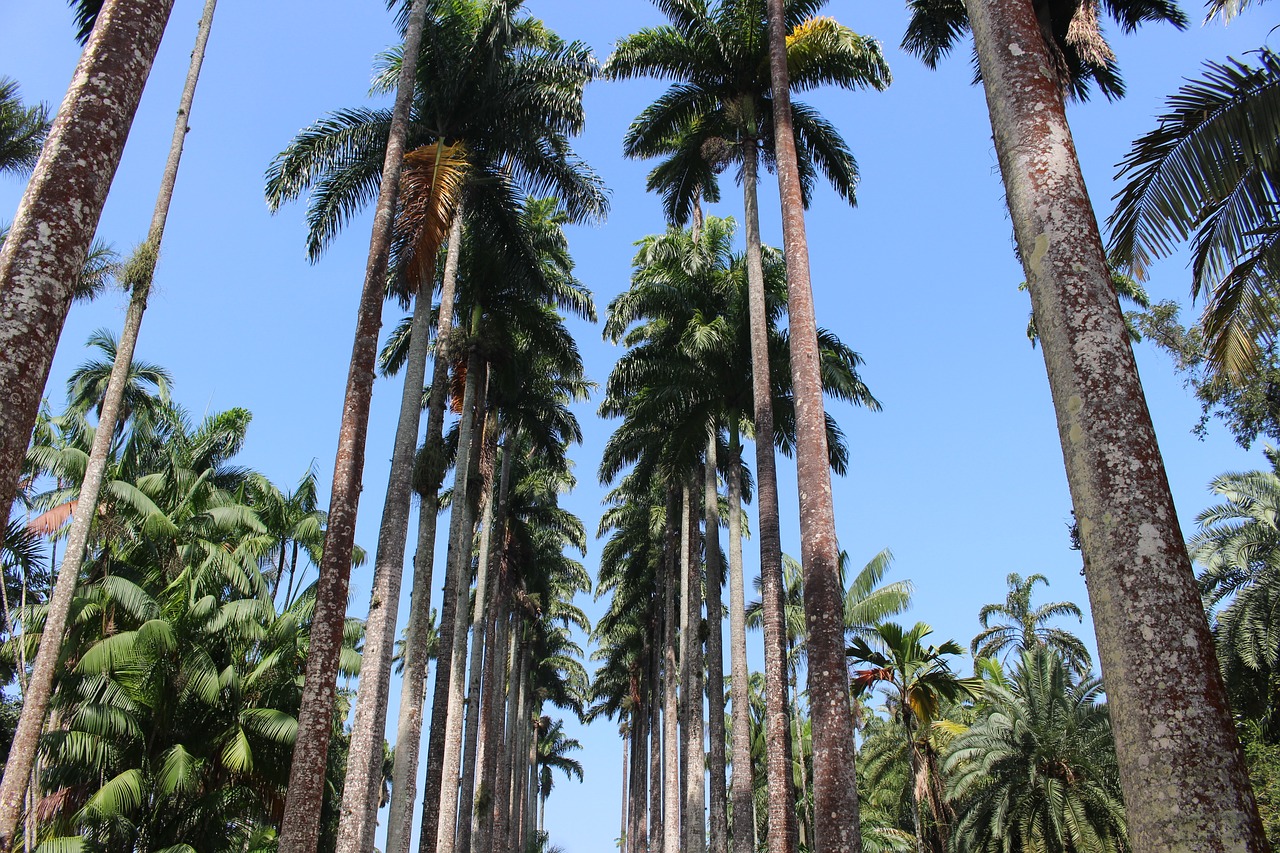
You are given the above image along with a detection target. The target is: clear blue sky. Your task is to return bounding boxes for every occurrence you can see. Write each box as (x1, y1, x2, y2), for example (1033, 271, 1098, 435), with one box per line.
(1, 2, 1275, 852)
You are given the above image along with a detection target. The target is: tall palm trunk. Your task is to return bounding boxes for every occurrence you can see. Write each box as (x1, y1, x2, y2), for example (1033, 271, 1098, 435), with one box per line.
(0, 3, 211, 846)
(499, 629, 527, 853)
(740, 136, 797, 853)
(386, 206, 465, 853)
(682, 481, 706, 853)
(704, 434, 728, 853)
(649, 594, 664, 852)
(455, 425, 499, 853)
(763, 5, 861, 851)
(337, 251, 439, 853)
(621, 729, 630, 853)
(419, 299, 483, 853)
(433, 341, 489, 853)
(473, 432, 516, 853)
(662, 485, 682, 853)
(962, 0, 1267, 848)
(788, 650, 810, 849)
(276, 0, 428, 844)
(725, 429, 754, 853)
(0, 0, 174, 556)
(525, 717, 539, 851)
(630, 705, 647, 853)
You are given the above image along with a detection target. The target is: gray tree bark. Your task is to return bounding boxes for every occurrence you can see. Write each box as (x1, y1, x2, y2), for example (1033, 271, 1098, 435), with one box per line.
(962, 0, 1268, 848)
(662, 486, 682, 853)
(387, 205, 465, 853)
(764, 3, 862, 850)
(337, 190, 438, 850)
(741, 138, 797, 853)
(496, 622, 524, 852)
(649, 594, 664, 852)
(725, 432, 754, 853)
(455, 427, 499, 853)
(682, 482, 706, 853)
(704, 435, 728, 853)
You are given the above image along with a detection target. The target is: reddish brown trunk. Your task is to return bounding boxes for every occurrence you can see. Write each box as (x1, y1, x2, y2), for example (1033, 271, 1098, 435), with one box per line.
(682, 482, 706, 853)
(0, 0, 174, 555)
(741, 142, 798, 853)
(725, 432, 754, 853)
(964, 0, 1267, 848)
(276, 1, 427, 845)
(764, 3, 862, 851)
(496, 624, 525, 852)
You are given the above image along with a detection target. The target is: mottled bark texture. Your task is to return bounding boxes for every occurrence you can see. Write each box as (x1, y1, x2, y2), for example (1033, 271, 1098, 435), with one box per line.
(433, 349, 488, 853)
(662, 486, 682, 853)
(649, 589, 664, 852)
(336, 268, 436, 852)
(276, 0, 425, 844)
(963, 0, 1268, 848)
(682, 484, 706, 853)
(705, 436, 729, 853)
(0, 0, 174, 552)
(0, 1, 213, 845)
(386, 205, 464, 853)
(725, 435, 755, 853)
(742, 143, 798, 853)
(764, 2, 862, 851)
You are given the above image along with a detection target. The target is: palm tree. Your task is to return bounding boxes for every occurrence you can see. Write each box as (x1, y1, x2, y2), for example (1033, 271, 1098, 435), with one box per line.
(947, 648, 1128, 853)
(1108, 46, 1280, 378)
(0, 4, 219, 844)
(970, 572, 1091, 675)
(900, 0, 1267, 847)
(0, 79, 49, 178)
(607, 8, 889, 850)
(0, 3, 176, 648)
(273, 2, 429, 848)
(1190, 450, 1280, 737)
(849, 623, 981, 853)
(535, 718, 584, 837)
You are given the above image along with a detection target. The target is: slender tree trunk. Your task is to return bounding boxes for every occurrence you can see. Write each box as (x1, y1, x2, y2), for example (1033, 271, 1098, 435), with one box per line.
(498, 626, 525, 853)
(525, 719, 539, 852)
(763, 5, 862, 851)
(662, 486, 682, 853)
(621, 729, 630, 853)
(704, 434, 728, 853)
(961, 0, 1267, 848)
(636, 702, 650, 853)
(387, 204, 465, 853)
(456, 426, 499, 853)
(682, 482, 706, 853)
(0, 4, 215, 846)
(434, 350, 489, 853)
(0, 0, 174, 550)
(275, 0, 428, 844)
(649, 598, 664, 853)
(337, 250, 438, 853)
(741, 139, 797, 853)
(725, 430, 754, 853)
(473, 432, 515, 853)
(789, 653, 810, 850)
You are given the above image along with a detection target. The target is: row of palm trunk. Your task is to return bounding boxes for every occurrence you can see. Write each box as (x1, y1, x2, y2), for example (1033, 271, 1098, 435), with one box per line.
(0, 0, 1274, 852)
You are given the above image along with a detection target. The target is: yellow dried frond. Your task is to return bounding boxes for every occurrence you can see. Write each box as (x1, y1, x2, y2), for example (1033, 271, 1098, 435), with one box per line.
(397, 141, 471, 292)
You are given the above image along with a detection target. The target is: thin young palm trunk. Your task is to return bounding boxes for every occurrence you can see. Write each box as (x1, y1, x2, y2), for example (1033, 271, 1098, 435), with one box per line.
(789, 655, 809, 850)
(386, 206, 465, 853)
(525, 720, 539, 851)
(456, 427, 499, 853)
(433, 347, 489, 853)
(725, 430, 754, 853)
(962, 0, 1266, 848)
(621, 730, 630, 853)
(649, 599, 664, 852)
(704, 434, 728, 853)
(337, 257, 438, 853)
(0, 4, 212, 845)
(683, 481, 706, 853)
(662, 486, 682, 853)
(633, 704, 648, 853)
(512, 690, 530, 853)
(763, 5, 861, 850)
(741, 139, 797, 853)
(0, 0, 174, 554)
